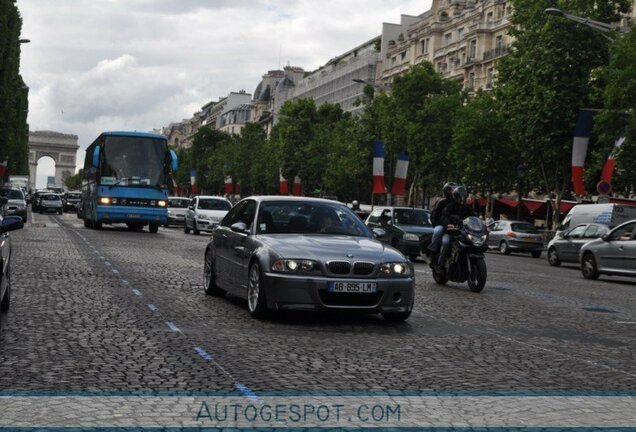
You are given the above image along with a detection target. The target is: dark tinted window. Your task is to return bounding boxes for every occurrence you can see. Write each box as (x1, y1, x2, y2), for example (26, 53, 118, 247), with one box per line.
(567, 225, 587, 238)
(101, 136, 168, 187)
(583, 225, 607, 238)
(169, 198, 190, 208)
(511, 223, 539, 234)
(394, 208, 431, 226)
(43, 194, 61, 201)
(0, 189, 23, 200)
(198, 198, 231, 210)
(66, 193, 81, 199)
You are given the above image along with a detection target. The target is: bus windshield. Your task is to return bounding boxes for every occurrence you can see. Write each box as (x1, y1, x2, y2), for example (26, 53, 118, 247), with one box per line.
(100, 136, 168, 187)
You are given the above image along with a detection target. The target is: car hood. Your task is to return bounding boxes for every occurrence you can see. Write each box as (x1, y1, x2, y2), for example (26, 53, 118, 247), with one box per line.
(395, 224, 434, 235)
(169, 208, 188, 216)
(197, 209, 228, 218)
(7, 199, 26, 206)
(257, 234, 407, 262)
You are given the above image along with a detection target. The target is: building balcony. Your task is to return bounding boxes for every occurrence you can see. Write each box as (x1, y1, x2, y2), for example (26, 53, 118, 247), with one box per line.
(483, 45, 508, 61)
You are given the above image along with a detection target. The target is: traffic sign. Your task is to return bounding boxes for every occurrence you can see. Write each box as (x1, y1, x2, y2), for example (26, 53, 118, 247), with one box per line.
(597, 180, 612, 195)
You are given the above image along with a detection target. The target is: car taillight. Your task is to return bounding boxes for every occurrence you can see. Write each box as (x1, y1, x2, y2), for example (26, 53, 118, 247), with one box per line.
(506, 231, 517, 238)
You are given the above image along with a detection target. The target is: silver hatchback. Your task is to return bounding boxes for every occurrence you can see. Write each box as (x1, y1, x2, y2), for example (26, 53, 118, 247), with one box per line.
(487, 220, 544, 258)
(580, 220, 636, 280)
(547, 223, 610, 266)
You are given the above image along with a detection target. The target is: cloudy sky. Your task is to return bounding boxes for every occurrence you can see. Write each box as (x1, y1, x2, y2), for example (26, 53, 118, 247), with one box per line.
(17, 0, 429, 187)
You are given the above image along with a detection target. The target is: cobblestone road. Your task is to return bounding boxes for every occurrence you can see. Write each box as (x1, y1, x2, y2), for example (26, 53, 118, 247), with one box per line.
(1, 211, 635, 393)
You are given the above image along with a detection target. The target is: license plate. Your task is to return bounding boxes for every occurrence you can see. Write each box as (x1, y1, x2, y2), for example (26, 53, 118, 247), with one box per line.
(328, 281, 377, 293)
(522, 236, 537, 241)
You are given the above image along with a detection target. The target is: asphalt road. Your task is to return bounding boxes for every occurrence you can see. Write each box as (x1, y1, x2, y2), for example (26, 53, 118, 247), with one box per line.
(1, 211, 635, 393)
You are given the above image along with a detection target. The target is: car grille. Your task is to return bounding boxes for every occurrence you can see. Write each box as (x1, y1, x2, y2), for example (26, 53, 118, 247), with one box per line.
(319, 291, 383, 307)
(328, 261, 351, 275)
(353, 262, 375, 275)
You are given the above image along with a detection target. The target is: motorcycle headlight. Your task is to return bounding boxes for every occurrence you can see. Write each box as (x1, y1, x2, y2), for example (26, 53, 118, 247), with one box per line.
(380, 262, 412, 276)
(403, 233, 419, 241)
(272, 259, 319, 273)
(467, 233, 486, 246)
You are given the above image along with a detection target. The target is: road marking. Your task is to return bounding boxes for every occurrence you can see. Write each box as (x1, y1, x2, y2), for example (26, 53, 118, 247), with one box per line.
(234, 383, 261, 402)
(121, 280, 130, 285)
(615, 321, 636, 324)
(104, 261, 112, 267)
(165, 322, 181, 332)
(147, 304, 158, 312)
(112, 269, 119, 274)
(131, 289, 142, 296)
(194, 347, 214, 361)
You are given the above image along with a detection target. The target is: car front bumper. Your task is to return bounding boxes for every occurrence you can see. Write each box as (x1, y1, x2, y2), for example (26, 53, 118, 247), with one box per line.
(168, 214, 186, 225)
(96, 205, 167, 224)
(6, 208, 27, 219)
(262, 272, 414, 313)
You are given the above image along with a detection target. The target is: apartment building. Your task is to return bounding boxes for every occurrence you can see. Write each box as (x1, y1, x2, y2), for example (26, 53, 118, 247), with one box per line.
(378, 0, 512, 91)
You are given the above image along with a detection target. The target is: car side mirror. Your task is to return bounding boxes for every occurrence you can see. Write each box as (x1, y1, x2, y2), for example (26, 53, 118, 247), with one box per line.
(1, 216, 24, 233)
(602, 233, 610, 241)
(92, 146, 100, 168)
(372, 228, 387, 239)
(230, 222, 248, 234)
(169, 149, 178, 172)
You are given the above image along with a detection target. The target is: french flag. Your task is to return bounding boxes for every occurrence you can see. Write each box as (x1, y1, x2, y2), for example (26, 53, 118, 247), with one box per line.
(392, 151, 409, 196)
(279, 168, 289, 195)
(600, 136, 625, 183)
(224, 176, 234, 194)
(372, 140, 386, 194)
(571, 110, 595, 196)
(292, 176, 302, 196)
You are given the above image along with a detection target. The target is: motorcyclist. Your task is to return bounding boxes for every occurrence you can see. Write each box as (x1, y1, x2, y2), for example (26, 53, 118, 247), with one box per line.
(437, 185, 475, 269)
(427, 182, 457, 263)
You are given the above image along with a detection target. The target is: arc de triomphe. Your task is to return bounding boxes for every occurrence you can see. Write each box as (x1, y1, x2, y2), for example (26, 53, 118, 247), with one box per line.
(28, 131, 79, 190)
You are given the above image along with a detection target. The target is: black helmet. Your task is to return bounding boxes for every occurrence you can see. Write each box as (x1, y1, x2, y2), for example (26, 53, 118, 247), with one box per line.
(442, 182, 457, 198)
(452, 185, 468, 204)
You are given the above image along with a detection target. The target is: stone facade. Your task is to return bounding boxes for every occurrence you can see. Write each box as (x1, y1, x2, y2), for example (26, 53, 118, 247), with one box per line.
(379, 0, 512, 91)
(28, 130, 79, 190)
(219, 104, 252, 135)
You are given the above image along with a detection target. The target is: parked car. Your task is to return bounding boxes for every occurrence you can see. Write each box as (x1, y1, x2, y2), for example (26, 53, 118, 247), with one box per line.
(580, 219, 636, 280)
(38, 193, 63, 214)
(166, 197, 191, 227)
(365, 207, 434, 261)
(487, 220, 544, 258)
(547, 223, 610, 266)
(184, 196, 232, 235)
(203, 196, 414, 321)
(1, 201, 25, 316)
(62, 191, 81, 212)
(0, 188, 27, 222)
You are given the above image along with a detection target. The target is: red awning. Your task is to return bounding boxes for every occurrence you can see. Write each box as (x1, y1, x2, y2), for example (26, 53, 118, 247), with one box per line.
(559, 201, 578, 214)
(522, 199, 546, 214)
(467, 197, 488, 206)
(496, 198, 518, 207)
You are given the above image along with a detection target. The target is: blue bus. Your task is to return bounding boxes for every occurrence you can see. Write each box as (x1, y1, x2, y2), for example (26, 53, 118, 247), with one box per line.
(80, 131, 178, 233)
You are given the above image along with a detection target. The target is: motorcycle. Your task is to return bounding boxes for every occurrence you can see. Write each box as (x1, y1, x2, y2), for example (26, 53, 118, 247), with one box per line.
(431, 216, 488, 293)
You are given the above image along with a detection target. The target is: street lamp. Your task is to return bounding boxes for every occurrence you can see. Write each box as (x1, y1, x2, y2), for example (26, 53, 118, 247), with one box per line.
(544, 8, 615, 42)
(516, 164, 526, 220)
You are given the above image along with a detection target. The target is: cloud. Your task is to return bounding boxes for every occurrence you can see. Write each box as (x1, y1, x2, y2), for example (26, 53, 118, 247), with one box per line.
(18, 0, 429, 174)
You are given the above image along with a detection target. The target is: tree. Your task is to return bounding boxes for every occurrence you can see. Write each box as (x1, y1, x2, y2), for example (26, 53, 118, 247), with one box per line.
(450, 90, 516, 210)
(0, 0, 29, 176)
(64, 169, 84, 190)
(496, 0, 630, 228)
(190, 127, 232, 194)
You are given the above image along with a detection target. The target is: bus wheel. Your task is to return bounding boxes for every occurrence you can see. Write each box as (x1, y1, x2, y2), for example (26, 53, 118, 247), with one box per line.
(149, 224, 159, 234)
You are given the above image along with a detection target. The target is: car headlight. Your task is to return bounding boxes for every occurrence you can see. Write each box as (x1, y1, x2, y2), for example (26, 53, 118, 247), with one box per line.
(272, 259, 319, 273)
(157, 200, 167, 207)
(197, 214, 210, 220)
(467, 233, 486, 246)
(403, 233, 419, 241)
(380, 262, 411, 276)
(99, 197, 111, 205)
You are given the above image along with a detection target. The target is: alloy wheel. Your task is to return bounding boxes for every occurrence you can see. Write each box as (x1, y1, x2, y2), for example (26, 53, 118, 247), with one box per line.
(247, 264, 260, 312)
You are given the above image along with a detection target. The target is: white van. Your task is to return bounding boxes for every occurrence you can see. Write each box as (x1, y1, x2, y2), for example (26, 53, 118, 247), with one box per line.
(561, 204, 636, 232)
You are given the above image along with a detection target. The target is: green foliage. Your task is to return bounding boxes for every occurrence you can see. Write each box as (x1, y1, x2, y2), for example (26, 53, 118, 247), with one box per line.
(0, 0, 29, 176)
(64, 169, 84, 190)
(191, 127, 233, 194)
(496, 0, 627, 215)
(450, 91, 516, 194)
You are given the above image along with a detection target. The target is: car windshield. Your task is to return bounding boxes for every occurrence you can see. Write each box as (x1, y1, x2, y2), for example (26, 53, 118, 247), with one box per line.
(169, 198, 190, 208)
(199, 198, 231, 210)
(257, 201, 371, 236)
(512, 223, 540, 234)
(43, 194, 60, 201)
(67, 193, 80, 199)
(0, 189, 24, 200)
(394, 208, 431, 226)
